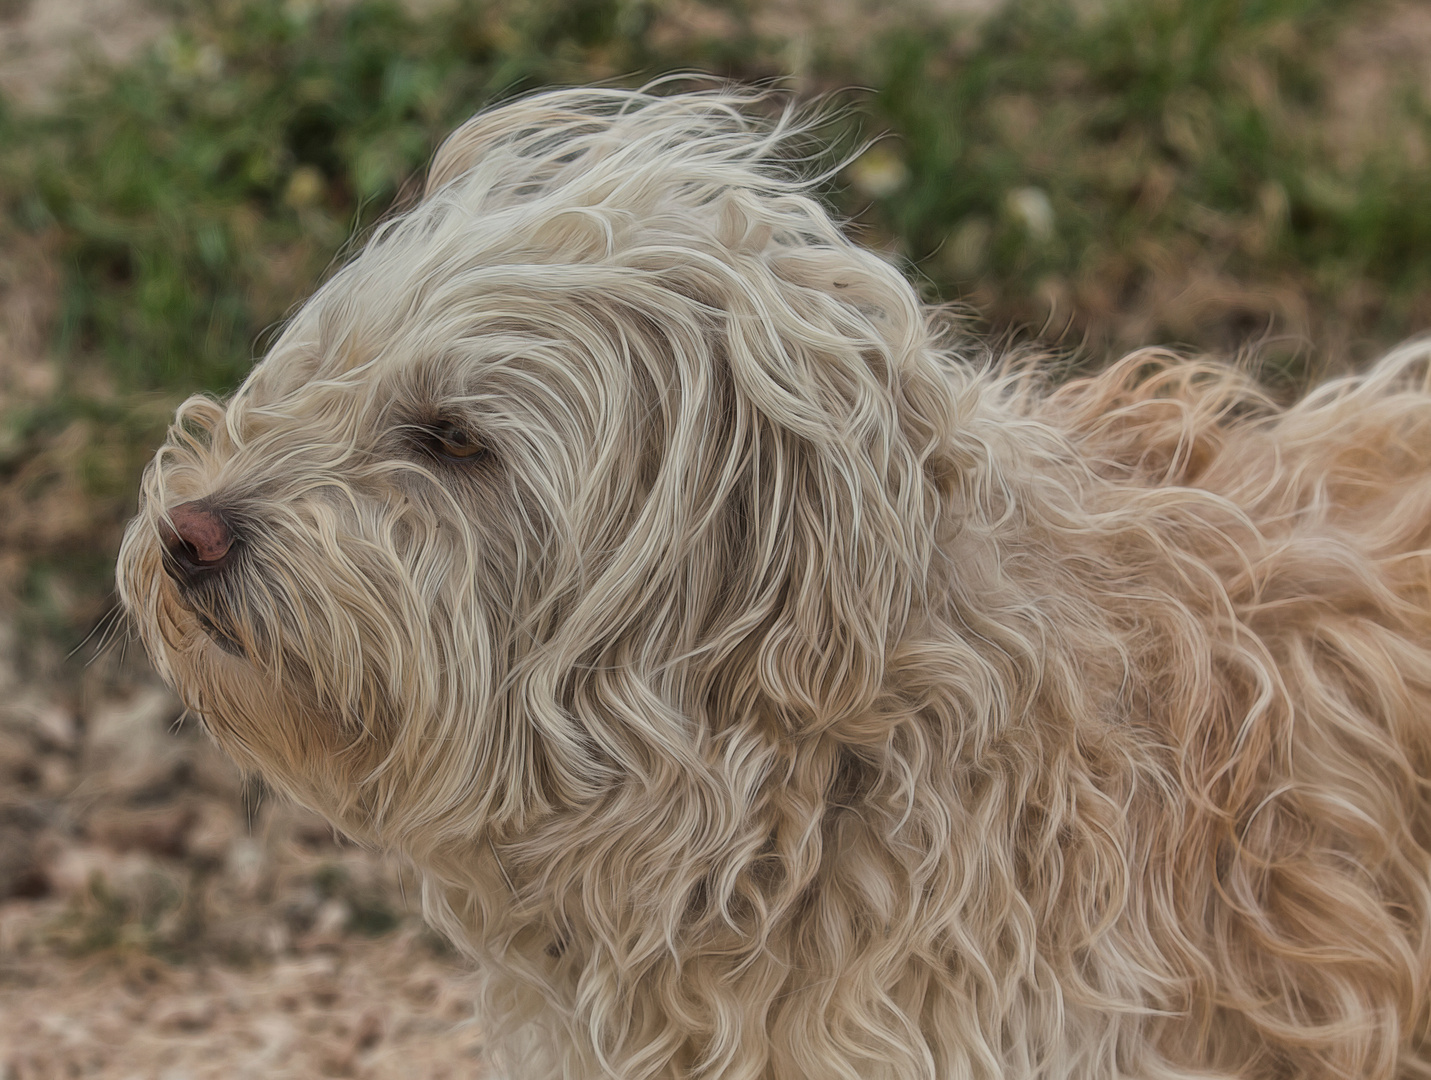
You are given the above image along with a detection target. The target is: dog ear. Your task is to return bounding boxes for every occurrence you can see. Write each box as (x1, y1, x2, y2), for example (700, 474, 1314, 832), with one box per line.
(507, 235, 962, 794)
(683, 232, 961, 738)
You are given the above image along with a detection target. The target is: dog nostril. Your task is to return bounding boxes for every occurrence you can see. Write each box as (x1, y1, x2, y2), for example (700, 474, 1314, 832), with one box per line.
(160, 501, 237, 582)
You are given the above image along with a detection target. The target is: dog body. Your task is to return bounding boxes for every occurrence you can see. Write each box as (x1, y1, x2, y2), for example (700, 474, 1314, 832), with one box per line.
(119, 90, 1431, 1079)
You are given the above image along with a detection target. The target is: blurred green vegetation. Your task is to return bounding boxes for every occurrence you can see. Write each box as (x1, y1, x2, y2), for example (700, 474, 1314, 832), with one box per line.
(858, 0, 1430, 364)
(4, 0, 1427, 395)
(0, 0, 1427, 645)
(2, 0, 750, 391)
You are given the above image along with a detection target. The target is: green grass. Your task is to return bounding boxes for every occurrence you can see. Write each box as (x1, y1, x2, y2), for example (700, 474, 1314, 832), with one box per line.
(4, 0, 760, 393)
(5, 0, 1427, 396)
(0, 0, 1428, 645)
(838, 0, 1430, 360)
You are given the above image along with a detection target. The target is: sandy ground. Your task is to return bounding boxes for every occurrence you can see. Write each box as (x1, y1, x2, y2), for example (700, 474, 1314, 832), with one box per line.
(1, 933, 488, 1079)
(0, 0, 168, 106)
(0, 653, 495, 1078)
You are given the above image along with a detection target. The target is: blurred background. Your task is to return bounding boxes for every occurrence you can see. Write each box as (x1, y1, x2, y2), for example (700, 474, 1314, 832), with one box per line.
(0, 0, 1427, 1074)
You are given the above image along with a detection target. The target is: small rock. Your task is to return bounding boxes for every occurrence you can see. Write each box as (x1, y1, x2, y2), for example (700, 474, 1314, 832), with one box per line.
(4, 694, 78, 751)
(83, 686, 186, 798)
(351, 1008, 384, 1053)
(303, 899, 351, 949)
(1005, 185, 1055, 242)
(154, 999, 215, 1034)
(88, 804, 194, 859)
(0, 808, 46, 899)
(185, 800, 237, 865)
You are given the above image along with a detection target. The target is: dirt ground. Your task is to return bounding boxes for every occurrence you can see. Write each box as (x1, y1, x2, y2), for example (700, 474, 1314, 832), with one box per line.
(2, 935, 487, 1079)
(0, 0, 168, 107)
(0, 651, 494, 1078)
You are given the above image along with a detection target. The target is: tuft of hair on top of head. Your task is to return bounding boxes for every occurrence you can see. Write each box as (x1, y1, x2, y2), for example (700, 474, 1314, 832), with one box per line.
(419, 81, 845, 217)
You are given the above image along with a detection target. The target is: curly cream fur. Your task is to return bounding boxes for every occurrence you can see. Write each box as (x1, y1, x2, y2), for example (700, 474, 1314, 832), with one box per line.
(118, 88, 1431, 1078)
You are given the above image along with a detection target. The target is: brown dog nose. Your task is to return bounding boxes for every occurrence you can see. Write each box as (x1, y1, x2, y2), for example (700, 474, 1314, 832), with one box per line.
(160, 501, 237, 584)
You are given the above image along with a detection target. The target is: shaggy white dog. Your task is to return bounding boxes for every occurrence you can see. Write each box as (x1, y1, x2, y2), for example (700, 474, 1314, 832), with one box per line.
(119, 88, 1431, 1079)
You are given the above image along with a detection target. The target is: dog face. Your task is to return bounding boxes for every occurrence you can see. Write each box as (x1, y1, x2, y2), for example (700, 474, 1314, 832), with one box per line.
(117, 89, 959, 845)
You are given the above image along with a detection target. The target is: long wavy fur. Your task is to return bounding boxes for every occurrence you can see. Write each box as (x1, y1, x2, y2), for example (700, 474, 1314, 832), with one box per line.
(117, 88, 1431, 1078)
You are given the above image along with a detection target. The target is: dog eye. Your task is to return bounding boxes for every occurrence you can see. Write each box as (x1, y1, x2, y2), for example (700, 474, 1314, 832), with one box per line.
(414, 421, 486, 464)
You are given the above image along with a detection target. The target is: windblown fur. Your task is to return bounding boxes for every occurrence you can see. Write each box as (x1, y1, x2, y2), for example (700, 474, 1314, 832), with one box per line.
(118, 88, 1431, 1079)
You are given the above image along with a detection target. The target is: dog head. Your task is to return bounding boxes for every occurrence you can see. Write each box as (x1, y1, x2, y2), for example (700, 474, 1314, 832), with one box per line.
(117, 88, 962, 851)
